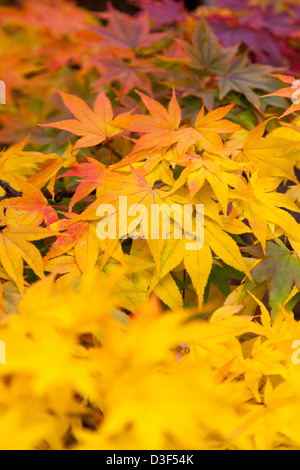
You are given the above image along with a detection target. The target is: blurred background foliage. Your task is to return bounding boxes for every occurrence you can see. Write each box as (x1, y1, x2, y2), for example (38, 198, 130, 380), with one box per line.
(0, 0, 205, 11)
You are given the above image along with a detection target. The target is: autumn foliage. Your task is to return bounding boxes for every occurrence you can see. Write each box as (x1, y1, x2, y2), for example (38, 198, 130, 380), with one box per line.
(1, 0, 300, 450)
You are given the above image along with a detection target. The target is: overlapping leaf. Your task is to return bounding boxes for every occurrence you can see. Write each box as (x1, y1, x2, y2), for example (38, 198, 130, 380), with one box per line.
(41, 91, 124, 150)
(250, 240, 300, 315)
(0, 226, 55, 293)
(0, 179, 58, 227)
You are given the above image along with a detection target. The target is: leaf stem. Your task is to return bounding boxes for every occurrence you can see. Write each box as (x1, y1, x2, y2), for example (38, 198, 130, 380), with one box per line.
(51, 205, 81, 215)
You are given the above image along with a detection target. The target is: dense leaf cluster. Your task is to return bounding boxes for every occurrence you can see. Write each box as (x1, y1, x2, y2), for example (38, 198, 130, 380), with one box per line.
(0, 0, 300, 451)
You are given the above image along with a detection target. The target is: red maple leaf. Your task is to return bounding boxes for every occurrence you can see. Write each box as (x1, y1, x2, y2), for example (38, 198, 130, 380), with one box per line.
(0, 179, 58, 227)
(93, 7, 167, 50)
(89, 52, 155, 95)
(131, 0, 185, 27)
(60, 157, 121, 210)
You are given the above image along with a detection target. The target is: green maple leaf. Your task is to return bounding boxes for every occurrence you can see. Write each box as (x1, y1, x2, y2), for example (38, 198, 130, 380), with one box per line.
(218, 56, 276, 109)
(183, 19, 238, 73)
(250, 239, 300, 316)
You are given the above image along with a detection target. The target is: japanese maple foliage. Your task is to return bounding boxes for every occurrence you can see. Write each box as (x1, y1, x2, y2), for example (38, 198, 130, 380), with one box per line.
(0, 0, 300, 452)
(208, 0, 300, 72)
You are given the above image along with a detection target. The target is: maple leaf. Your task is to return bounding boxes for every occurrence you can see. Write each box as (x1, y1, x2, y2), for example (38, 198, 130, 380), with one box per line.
(243, 336, 287, 394)
(232, 175, 300, 251)
(232, 121, 299, 181)
(44, 217, 101, 273)
(40, 91, 124, 150)
(162, 70, 216, 111)
(79, 168, 181, 271)
(59, 157, 121, 211)
(167, 152, 249, 214)
(28, 143, 77, 197)
(213, 2, 297, 37)
(263, 74, 300, 118)
(93, 8, 166, 50)
(139, 187, 242, 293)
(90, 53, 154, 95)
(0, 225, 55, 293)
(86, 167, 250, 307)
(0, 179, 58, 227)
(209, 11, 284, 66)
(116, 90, 182, 154)
(173, 104, 240, 155)
(201, 216, 250, 284)
(0, 137, 54, 195)
(113, 240, 183, 311)
(249, 240, 300, 316)
(218, 56, 275, 109)
(256, 5, 298, 37)
(45, 254, 81, 291)
(183, 19, 238, 73)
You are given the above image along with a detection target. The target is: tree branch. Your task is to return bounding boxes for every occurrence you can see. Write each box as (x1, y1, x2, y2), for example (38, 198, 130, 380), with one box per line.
(0, 180, 77, 203)
(0, 180, 22, 200)
(42, 189, 77, 203)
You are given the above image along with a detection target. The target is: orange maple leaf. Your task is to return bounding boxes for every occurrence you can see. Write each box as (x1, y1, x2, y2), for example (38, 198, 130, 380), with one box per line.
(173, 104, 240, 155)
(44, 216, 99, 272)
(263, 74, 300, 118)
(0, 179, 58, 227)
(60, 157, 123, 211)
(115, 90, 182, 154)
(0, 225, 56, 294)
(40, 91, 124, 150)
(117, 98, 239, 156)
(93, 8, 167, 50)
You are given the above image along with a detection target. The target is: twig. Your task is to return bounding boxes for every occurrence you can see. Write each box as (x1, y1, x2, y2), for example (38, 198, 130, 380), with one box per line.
(43, 189, 77, 203)
(0, 180, 99, 206)
(0, 180, 76, 203)
(0, 180, 22, 199)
